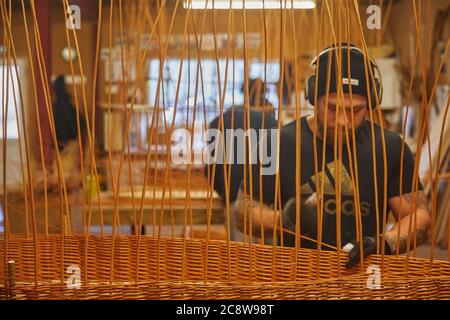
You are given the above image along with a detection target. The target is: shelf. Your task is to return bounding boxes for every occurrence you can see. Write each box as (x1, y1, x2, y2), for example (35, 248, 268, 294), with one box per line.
(98, 103, 156, 112)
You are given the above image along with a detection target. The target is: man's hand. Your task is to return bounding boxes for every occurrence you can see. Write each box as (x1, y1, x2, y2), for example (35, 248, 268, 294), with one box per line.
(282, 194, 318, 238)
(233, 188, 320, 238)
(343, 236, 392, 269)
(232, 188, 276, 237)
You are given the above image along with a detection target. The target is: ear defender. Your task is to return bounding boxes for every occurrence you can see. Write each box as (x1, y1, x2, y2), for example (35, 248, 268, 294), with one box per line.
(304, 73, 316, 106)
(368, 77, 383, 109)
(304, 44, 383, 109)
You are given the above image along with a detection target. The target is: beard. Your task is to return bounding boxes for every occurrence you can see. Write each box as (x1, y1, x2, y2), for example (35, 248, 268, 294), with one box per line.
(325, 130, 350, 147)
(316, 122, 353, 147)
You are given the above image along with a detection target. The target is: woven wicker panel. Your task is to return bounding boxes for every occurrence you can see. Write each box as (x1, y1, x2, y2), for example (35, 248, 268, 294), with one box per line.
(1, 235, 450, 299)
(2, 277, 450, 300)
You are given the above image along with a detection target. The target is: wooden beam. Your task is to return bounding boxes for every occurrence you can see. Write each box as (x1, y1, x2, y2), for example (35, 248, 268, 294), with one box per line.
(70, 0, 99, 21)
(35, 0, 53, 169)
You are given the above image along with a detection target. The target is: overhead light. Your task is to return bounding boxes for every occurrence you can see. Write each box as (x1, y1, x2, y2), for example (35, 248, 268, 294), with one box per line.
(184, 0, 316, 10)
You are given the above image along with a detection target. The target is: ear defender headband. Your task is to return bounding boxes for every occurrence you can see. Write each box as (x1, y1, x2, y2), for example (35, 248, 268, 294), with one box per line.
(304, 43, 383, 109)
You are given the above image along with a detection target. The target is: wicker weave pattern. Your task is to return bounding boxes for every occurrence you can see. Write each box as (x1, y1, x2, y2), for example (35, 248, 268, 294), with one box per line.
(1, 235, 450, 299)
(2, 277, 450, 300)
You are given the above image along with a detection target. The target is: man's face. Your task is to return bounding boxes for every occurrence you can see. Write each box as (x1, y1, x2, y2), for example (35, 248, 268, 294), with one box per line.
(316, 93, 368, 144)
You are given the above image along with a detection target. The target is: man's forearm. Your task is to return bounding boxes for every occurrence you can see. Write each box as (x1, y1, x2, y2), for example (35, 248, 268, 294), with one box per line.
(384, 208, 430, 254)
(233, 188, 277, 236)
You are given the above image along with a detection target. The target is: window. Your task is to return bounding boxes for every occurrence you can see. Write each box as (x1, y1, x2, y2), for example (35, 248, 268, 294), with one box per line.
(148, 58, 280, 127)
(0, 63, 25, 231)
(0, 64, 22, 140)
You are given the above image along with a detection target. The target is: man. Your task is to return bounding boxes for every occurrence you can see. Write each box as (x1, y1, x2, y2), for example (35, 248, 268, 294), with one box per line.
(243, 78, 274, 110)
(233, 43, 430, 268)
(206, 106, 277, 241)
(53, 75, 86, 151)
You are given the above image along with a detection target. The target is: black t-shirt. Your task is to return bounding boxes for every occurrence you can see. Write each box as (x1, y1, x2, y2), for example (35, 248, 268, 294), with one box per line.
(206, 107, 278, 203)
(53, 95, 86, 150)
(251, 116, 422, 249)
